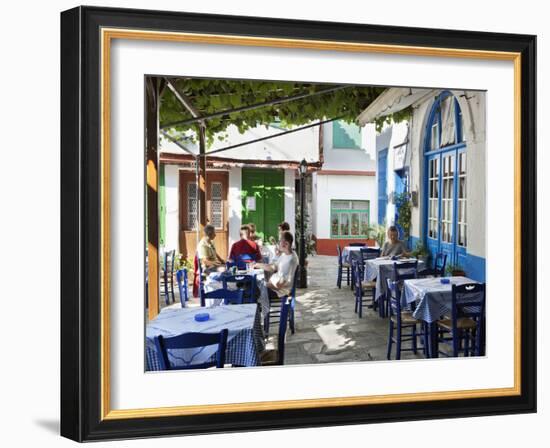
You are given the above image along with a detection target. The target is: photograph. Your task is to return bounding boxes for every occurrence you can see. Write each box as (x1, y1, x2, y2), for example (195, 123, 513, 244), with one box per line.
(144, 76, 487, 370)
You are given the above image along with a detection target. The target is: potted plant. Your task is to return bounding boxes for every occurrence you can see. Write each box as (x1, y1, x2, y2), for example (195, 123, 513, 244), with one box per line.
(411, 241, 430, 265)
(368, 223, 387, 249)
(445, 262, 466, 277)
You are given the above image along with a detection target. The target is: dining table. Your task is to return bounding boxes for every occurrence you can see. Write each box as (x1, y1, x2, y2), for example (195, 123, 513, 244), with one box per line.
(203, 268, 270, 316)
(402, 276, 481, 358)
(146, 303, 265, 370)
(364, 257, 425, 301)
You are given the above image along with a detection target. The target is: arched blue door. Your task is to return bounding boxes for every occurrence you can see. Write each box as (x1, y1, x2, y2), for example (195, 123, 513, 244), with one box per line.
(424, 92, 467, 268)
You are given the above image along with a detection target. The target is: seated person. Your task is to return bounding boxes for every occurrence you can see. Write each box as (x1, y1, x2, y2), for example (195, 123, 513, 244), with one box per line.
(271, 221, 291, 260)
(197, 224, 225, 274)
(254, 231, 298, 301)
(380, 225, 411, 258)
(248, 222, 262, 246)
(228, 225, 263, 267)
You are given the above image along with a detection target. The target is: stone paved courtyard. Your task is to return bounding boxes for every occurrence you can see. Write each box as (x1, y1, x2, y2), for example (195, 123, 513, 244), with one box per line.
(280, 254, 424, 365)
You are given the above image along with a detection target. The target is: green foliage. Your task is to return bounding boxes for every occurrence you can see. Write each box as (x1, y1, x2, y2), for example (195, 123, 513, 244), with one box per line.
(295, 204, 316, 256)
(374, 107, 412, 133)
(159, 79, 389, 147)
(395, 192, 412, 239)
(174, 254, 194, 273)
(411, 241, 429, 260)
(368, 223, 387, 248)
(446, 262, 465, 275)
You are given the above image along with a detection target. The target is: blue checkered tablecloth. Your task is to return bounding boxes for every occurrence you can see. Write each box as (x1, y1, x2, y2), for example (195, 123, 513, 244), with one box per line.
(146, 304, 265, 370)
(402, 276, 481, 323)
(203, 269, 270, 316)
(365, 258, 425, 301)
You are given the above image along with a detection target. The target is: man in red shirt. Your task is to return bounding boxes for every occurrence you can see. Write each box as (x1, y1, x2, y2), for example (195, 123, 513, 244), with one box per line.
(228, 225, 262, 265)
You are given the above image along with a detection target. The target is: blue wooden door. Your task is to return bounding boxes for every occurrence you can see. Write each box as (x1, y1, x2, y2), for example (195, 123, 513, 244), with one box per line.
(377, 149, 388, 224)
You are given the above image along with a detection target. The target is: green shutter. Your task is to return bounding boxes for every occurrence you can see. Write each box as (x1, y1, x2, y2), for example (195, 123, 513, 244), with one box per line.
(332, 120, 362, 149)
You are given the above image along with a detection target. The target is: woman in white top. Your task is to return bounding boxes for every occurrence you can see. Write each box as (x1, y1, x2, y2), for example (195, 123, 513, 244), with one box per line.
(254, 230, 298, 298)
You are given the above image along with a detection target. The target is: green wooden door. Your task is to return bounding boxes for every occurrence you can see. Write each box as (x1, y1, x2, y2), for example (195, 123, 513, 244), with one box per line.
(241, 168, 285, 242)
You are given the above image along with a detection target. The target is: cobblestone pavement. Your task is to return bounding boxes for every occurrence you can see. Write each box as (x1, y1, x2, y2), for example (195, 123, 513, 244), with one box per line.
(280, 255, 425, 365)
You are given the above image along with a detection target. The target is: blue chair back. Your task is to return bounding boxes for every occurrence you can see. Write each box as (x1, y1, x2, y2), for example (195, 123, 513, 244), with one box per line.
(276, 297, 291, 365)
(349, 242, 367, 247)
(434, 253, 448, 276)
(360, 247, 380, 263)
(336, 244, 342, 264)
(222, 274, 257, 303)
(393, 260, 418, 283)
(176, 268, 189, 307)
(202, 288, 245, 305)
(154, 329, 228, 370)
(386, 278, 404, 318)
(236, 253, 254, 270)
(451, 283, 486, 322)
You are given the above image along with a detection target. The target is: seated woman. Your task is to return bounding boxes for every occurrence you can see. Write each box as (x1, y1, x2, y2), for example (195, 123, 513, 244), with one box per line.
(254, 231, 298, 301)
(380, 225, 411, 258)
(247, 222, 263, 246)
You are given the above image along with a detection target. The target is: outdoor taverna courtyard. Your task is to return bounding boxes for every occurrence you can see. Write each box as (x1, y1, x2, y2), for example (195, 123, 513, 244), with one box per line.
(145, 77, 487, 371)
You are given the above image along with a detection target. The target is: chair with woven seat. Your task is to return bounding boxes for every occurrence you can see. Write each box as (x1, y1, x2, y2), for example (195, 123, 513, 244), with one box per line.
(222, 274, 257, 303)
(265, 267, 299, 335)
(386, 277, 427, 360)
(261, 297, 290, 366)
(352, 258, 376, 318)
(436, 283, 486, 357)
(176, 268, 189, 307)
(418, 253, 447, 278)
(154, 329, 229, 370)
(336, 244, 351, 289)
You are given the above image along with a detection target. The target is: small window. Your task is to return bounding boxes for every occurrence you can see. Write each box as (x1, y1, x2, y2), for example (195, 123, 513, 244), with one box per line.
(210, 182, 223, 229)
(330, 200, 370, 238)
(187, 182, 198, 230)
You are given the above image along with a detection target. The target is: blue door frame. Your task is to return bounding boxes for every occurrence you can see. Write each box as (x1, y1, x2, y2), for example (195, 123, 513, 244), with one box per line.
(423, 92, 467, 268)
(377, 148, 388, 224)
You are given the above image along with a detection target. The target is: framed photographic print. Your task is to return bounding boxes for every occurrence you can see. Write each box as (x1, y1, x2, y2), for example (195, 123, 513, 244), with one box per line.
(60, 5, 537, 442)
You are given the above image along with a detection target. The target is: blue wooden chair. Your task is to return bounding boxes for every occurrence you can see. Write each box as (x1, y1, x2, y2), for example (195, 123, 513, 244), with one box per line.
(386, 276, 428, 360)
(160, 250, 176, 305)
(418, 253, 447, 278)
(265, 266, 299, 335)
(154, 329, 229, 370)
(200, 288, 245, 306)
(222, 274, 257, 303)
(436, 283, 486, 357)
(336, 244, 351, 289)
(176, 268, 189, 307)
(351, 247, 380, 292)
(261, 297, 290, 366)
(352, 257, 376, 318)
(349, 242, 367, 247)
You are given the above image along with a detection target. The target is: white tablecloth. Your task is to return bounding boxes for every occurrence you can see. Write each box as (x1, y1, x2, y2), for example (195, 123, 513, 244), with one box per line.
(365, 258, 425, 301)
(402, 276, 480, 323)
(203, 269, 270, 316)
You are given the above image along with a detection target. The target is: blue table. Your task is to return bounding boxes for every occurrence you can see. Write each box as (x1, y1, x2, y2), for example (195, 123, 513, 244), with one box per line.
(146, 304, 265, 370)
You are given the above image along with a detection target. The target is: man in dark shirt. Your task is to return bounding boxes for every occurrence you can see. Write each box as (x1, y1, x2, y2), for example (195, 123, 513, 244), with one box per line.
(228, 225, 262, 264)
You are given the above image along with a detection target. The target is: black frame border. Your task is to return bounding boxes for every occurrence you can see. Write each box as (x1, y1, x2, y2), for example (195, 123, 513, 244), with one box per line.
(60, 6, 537, 442)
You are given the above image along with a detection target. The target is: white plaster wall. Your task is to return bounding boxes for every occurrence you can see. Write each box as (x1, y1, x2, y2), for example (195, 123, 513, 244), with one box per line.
(322, 122, 376, 171)
(284, 169, 296, 236)
(161, 123, 320, 164)
(163, 164, 181, 252)
(314, 174, 377, 239)
(228, 166, 242, 248)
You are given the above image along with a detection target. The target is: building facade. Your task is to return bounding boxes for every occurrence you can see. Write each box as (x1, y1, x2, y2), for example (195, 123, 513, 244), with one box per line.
(359, 88, 486, 281)
(312, 120, 378, 255)
(158, 123, 320, 259)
